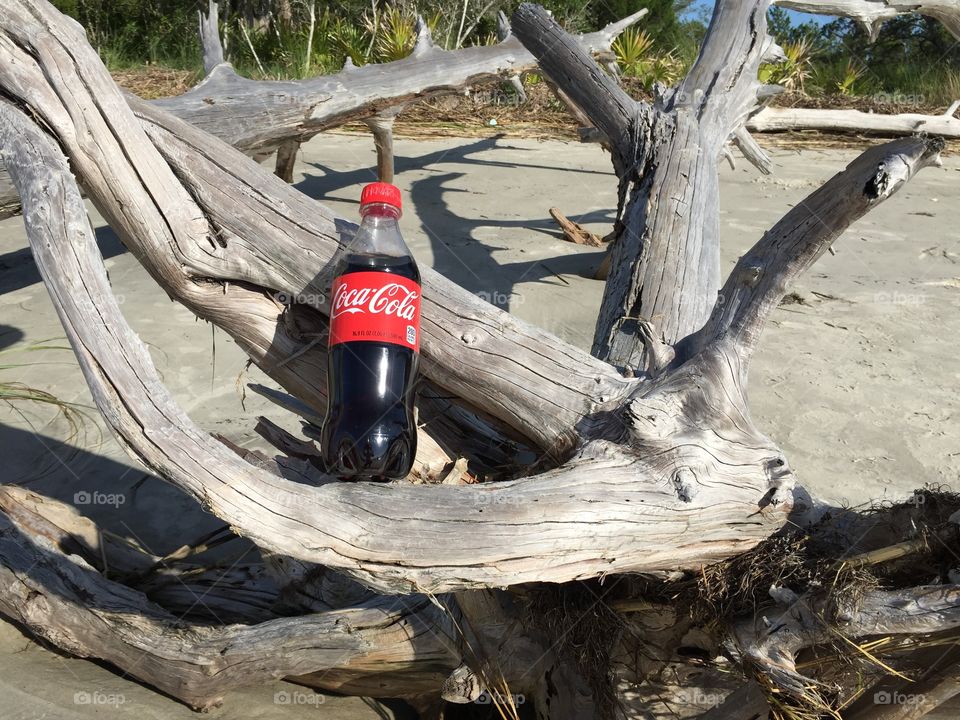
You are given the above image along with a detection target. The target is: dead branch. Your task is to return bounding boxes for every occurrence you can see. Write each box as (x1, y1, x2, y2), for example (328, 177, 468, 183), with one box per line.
(0, 1, 955, 717)
(748, 102, 960, 138)
(696, 136, 944, 357)
(0, 488, 460, 709)
(776, 0, 960, 40)
(549, 208, 607, 247)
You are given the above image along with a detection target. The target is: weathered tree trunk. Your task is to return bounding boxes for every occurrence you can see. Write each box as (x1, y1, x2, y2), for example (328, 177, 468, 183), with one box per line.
(1, 0, 958, 718)
(512, 1, 783, 369)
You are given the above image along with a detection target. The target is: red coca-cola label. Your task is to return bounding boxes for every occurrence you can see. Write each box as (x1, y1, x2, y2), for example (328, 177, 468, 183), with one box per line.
(329, 271, 421, 351)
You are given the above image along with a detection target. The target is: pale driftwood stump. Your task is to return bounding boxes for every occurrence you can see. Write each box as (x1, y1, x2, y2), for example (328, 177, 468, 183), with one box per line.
(0, 1, 958, 719)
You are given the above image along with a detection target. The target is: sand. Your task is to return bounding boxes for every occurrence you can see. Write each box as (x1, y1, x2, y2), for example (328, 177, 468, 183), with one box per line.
(0, 133, 958, 717)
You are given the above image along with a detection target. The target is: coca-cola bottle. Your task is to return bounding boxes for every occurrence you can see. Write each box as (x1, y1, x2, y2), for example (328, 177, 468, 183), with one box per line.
(319, 182, 421, 480)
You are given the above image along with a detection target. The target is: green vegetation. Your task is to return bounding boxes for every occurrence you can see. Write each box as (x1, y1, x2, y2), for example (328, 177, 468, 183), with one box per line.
(764, 8, 960, 105)
(50, 0, 960, 106)
(612, 28, 684, 88)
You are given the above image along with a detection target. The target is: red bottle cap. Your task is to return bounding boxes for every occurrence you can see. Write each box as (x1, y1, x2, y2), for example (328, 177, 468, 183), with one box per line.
(360, 182, 402, 210)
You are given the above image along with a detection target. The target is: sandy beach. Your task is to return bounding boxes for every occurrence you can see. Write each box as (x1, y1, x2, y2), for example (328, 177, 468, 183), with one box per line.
(1, 133, 958, 717)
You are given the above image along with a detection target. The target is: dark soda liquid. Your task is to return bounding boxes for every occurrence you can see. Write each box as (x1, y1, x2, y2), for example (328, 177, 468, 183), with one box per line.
(320, 253, 420, 480)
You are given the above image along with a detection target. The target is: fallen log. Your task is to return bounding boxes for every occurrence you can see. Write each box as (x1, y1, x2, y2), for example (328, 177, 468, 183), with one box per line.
(776, 0, 960, 40)
(748, 101, 960, 138)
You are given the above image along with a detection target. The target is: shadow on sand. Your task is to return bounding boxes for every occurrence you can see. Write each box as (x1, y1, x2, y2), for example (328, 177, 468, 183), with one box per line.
(297, 135, 610, 309)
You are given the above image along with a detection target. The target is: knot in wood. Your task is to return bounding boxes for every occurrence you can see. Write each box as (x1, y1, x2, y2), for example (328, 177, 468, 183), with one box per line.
(441, 663, 483, 703)
(671, 467, 698, 503)
(460, 332, 478, 345)
(743, 264, 763, 286)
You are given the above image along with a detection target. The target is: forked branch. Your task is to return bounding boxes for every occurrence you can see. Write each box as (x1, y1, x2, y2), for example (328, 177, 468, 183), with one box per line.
(697, 136, 944, 357)
(512, 3, 645, 171)
(0, 92, 785, 595)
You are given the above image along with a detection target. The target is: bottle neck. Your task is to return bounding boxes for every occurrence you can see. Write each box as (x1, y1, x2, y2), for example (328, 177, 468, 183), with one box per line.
(345, 202, 408, 258)
(360, 203, 401, 226)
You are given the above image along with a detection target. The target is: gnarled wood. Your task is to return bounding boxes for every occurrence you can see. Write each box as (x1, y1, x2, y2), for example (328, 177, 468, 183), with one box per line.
(0, 66, 790, 597)
(0, 489, 461, 709)
(697, 136, 944, 356)
(514, 1, 779, 370)
(731, 585, 960, 701)
(0, 1, 956, 718)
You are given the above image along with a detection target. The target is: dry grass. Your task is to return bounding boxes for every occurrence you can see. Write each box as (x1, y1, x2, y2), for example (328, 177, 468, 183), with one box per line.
(110, 66, 197, 99)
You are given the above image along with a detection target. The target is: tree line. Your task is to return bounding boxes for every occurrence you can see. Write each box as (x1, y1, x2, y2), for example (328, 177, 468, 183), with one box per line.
(52, 0, 960, 105)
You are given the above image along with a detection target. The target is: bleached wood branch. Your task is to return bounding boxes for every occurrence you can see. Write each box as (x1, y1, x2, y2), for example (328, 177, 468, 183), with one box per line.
(0, 1, 648, 218)
(2, 2, 958, 716)
(514, 0, 780, 370)
(731, 584, 960, 700)
(198, 0, 225, 73)
(776, 0, 960, 40)
(152, 3, 650, 152)
(698, 136, 944, 357)
(748, 102, 960, 138)
(4, 81, 780, 592)
(0, 0, 630, 457)
(2, 0, 940, 602)
(0, 485, 461, 709)
(512, 4, 646, 171)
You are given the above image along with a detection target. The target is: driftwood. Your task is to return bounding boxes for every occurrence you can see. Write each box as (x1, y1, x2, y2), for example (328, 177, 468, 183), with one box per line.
(0, 0, 648, 219)
(0, 0, 958, 718)
(777, 0, 960, 39)
(549, 208, 608, 247)
(749, 101, 960, 138)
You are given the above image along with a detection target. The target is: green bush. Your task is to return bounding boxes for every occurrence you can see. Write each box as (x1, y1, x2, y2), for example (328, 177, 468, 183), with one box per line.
(51, 0, 202, 68)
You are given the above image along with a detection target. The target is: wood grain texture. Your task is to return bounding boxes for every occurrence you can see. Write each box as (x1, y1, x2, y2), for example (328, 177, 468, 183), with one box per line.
(0, 0, 631, 457)
(512, 1, 778, 370)
(0, 499, 460, 709)
(731, 585, 960, 700)
(0, 88, 787, 595)
(1, 2, 956, 715)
